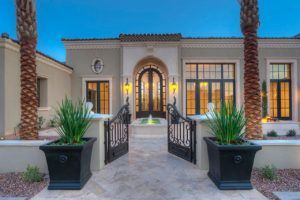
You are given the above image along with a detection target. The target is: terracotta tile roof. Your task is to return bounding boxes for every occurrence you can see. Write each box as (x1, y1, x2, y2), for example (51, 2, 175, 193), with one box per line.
(119, 33, 182, 42)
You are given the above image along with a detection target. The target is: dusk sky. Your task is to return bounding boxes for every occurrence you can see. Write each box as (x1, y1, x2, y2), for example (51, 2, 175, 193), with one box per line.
(1, 0, 300, 62)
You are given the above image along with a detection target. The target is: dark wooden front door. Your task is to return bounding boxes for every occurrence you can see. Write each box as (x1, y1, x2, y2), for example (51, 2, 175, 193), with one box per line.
(136, 66, 165, 118)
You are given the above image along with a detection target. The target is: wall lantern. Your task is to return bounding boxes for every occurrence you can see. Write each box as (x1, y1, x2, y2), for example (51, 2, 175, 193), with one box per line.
(124, 78, 130, 95)
(170, 77, 178, 94)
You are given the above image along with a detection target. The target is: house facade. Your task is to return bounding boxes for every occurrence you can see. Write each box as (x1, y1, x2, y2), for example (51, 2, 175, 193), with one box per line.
(1, 33, 300, 136)
(64, 34, 300, 122)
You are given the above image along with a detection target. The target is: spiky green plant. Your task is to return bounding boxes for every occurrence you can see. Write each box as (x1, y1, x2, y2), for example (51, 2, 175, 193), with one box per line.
(56, 97, 91, 144)
(206, 102, 247, 145)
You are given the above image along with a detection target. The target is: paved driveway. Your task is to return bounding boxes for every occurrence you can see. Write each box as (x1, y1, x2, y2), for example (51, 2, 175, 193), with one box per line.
(33, 136, 266, 200)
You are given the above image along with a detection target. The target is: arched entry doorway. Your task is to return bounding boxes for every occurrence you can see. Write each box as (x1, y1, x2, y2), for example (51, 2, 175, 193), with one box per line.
(135, 65, 166, 118)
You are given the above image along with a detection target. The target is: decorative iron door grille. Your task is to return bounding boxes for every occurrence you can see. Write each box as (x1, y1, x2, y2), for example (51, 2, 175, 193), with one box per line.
(167, 103, 196, 164)
(104, 101, 130, 164)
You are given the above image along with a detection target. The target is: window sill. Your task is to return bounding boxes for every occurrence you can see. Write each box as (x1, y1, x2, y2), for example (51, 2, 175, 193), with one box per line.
(38, 107, 51, 111)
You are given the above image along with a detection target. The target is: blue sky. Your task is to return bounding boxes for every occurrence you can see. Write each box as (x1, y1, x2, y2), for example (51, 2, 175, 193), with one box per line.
(1, 0, 300, 62)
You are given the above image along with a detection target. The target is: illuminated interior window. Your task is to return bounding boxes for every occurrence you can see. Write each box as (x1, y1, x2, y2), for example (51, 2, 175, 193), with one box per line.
(270, 63, 291, 120)
(86, 81, 110, 114)
(186, 82, 196, 115)
(185, 63, 235, 115)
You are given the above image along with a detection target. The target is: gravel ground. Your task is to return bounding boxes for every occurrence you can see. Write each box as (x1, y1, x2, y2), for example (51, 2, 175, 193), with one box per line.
(251, 168, 300, 200)
(0, 172, 47, 199)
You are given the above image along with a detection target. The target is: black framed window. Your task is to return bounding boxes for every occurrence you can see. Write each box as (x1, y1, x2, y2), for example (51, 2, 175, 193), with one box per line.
(186, 63, 235, 115)
(86, 81, 110, 114)
(270, 63, 292, 120)
(37, 77, 47, 107)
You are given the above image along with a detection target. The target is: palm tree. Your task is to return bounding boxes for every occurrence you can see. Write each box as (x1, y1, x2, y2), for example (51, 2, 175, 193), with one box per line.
(16, 0, 38, 139)
(240, 0, 263, 139)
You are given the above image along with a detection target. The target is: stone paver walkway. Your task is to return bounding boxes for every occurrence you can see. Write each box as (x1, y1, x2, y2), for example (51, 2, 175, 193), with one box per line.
(33, 136, 267, 200)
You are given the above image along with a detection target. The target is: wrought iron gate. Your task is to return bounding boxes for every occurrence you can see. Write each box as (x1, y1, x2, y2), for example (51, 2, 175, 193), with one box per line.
(167, 103, 196, 164)
(104, 101, 130, 164)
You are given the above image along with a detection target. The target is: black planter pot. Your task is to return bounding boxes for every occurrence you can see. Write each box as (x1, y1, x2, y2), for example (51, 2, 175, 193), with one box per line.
(204, 137, 261, 190)
(39, 137, 96, 190)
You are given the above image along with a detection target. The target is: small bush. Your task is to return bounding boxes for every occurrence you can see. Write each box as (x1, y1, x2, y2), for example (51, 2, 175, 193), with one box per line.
(267, 130, 278, 137)
(37, 116, 46, 130)
(286, 129, 297, 137)
(22, 165, 43, 183)
(49, 117, 58, 128)
(261, 165, 277, 180)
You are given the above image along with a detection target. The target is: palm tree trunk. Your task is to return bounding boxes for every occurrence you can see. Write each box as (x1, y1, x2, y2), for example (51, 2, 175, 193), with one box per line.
(240, 0, 263, 139)
(243, 27, 262, 139)
(16, 0, 38, 140)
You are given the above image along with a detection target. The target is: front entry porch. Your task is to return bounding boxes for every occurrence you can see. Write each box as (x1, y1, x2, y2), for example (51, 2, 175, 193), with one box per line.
(33, 135, 266, 200)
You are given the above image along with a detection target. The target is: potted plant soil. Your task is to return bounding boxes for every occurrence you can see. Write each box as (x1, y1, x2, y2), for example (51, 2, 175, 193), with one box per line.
(204, 103, 261, 190)
(40, 98, 96, 190)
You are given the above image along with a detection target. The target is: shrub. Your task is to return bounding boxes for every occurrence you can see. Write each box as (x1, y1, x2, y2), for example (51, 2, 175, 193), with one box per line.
(286, 129, 297, 137)
(37, 116, 45, 130)
(56, 97, 91, 144)
(205, 102, 247, 145)
(22, 165, 43, 183)
(267, 130, 278, 137)
(261, 165, 277, 180)
(49, 117, 58, 128)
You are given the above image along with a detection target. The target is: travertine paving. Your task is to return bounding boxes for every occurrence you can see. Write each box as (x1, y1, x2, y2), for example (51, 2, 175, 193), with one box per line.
(33, 136, 267, 200)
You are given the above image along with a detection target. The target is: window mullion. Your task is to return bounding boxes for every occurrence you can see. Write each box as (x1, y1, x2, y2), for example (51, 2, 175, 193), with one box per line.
(97, 82, 101, 114)
(196, 80, 200, 115)
(277, 80, 281, 119)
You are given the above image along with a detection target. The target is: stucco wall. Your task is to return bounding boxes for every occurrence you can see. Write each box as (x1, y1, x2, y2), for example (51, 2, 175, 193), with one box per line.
(66, 48, 121, 115)
(1, 39, 72, 135)
(36, 58, 72, 123)
(4, 43, 21, 135)
(0, 47, 5, 136)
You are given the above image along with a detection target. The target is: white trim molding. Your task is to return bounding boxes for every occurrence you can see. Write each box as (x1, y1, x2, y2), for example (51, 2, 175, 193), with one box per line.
(181, 59, 241, 116)
(81, 77, 113, 115)
(266, 58, 298, 121)
(63, 40, 121, 50)
(38, 107, 51, 111)
(0, 39, 73, 74)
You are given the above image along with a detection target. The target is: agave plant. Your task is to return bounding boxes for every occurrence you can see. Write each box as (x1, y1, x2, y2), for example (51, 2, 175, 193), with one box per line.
(56, 97, 91, 144)
(206, 102, 247, 145)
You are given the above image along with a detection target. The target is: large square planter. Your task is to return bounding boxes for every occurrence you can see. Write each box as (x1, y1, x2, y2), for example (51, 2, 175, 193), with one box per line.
(39, 137, 96, 190)
(204, 137, 261, 190)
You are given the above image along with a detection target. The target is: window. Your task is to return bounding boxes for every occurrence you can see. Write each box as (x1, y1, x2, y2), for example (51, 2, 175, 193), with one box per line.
(37, 77, 47, 107)
(86, 81, 110, 114)
(269, 63, 291, 120)
(185, 63, 235, 115)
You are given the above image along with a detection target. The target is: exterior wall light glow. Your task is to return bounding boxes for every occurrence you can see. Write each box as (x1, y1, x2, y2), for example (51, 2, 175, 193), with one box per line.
(170, 77, 178, 94)
(124, 78, 130, 95)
